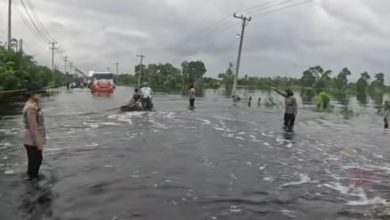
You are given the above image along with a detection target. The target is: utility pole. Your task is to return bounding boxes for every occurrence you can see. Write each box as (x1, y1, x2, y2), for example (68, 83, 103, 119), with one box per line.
(136, 54, 145, 88)
(114, 62, 119, 84)
(232, 13, 251, 99)
(64, 56, 68, 73)
(19, 39, 23, 53)
(50, 42, 58, 71)
(114, 62, 119, 75)
(69, 62, 73, 75)
(7, 0, 12, 51)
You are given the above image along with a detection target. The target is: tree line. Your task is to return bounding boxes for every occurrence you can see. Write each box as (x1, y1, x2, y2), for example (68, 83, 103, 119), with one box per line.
(116, 60, 211, 91)
(0, 46, 67, 92)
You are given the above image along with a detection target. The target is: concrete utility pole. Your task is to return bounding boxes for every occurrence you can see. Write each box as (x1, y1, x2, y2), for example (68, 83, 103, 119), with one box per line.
(136, 54, 145, 88)
(64, 56, 68, 73)
(19, 39, 23, 53)
(114, 62, 119, 84)
(69, 62, 73, 75)
(232, 13, 251, 99)
(50, 42, 58, 71)
(114, 62, 119, 75)
(7, 0, 12, 51)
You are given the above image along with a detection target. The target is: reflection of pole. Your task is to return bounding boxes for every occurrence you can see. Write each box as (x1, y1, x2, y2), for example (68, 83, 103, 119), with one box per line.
(7, 0, 12, 51)
(136, 54, 145, 88)
(232, 13, 251, 99)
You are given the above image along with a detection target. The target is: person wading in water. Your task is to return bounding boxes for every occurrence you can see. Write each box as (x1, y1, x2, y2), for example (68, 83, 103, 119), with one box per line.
(273, 87, 298, 131)
(23, 85, 47, 181)
(382, 101, 390, 129)
(141, 82, 153, 110)
(189, 84, 196, 109)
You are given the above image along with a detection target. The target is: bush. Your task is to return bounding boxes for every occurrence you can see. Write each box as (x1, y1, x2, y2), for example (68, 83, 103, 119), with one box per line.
(317, 91, 331, 110)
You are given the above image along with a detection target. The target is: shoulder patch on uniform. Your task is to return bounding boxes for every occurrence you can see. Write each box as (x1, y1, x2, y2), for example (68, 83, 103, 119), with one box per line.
(28, 105, 38, 111)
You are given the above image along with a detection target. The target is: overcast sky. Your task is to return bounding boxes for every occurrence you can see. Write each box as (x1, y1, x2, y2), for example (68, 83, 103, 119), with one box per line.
(0, 0, 389, 81)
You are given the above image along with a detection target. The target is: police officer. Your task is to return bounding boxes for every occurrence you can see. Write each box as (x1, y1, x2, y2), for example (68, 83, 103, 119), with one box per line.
(23, 85, 47, 180)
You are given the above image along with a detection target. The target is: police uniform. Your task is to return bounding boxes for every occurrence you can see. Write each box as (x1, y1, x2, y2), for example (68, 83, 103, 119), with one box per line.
(23, 99, 46, 180)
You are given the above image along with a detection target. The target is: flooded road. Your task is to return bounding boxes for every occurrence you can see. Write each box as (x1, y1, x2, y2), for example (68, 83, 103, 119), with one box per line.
(0, 87, 389, 220)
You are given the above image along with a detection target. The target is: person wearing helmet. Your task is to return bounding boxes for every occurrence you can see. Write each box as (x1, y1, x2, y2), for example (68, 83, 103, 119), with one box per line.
(273, 87, 297, 130)
(141, 82, 153, 110)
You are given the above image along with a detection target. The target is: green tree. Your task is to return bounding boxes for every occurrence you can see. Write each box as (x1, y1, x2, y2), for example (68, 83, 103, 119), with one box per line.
(182, 60, 206, 84)
(300, 66, 322, 87)
(0, 46, 66, 91)
(356, 72, 370, 103)
(372, 73, 385, 87)
(218, 62, 234, 90)
(333, 67, 351, 90)
(369, 73, 385, 106)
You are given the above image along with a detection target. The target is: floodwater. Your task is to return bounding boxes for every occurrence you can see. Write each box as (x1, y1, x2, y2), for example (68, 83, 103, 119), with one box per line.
(0, 87, 389, 220)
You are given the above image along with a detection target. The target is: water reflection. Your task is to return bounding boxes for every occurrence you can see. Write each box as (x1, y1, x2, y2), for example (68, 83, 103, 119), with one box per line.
(283, 130, 295, 140)
(92, 92, 114, 97)
(19, 176, 55, 220)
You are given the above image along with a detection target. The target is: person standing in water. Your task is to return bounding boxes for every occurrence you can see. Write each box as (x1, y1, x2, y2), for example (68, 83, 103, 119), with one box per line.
(23, 85, 47, 180)
(382, 101, 390, 129)
(189, 84, 196, 108)
(273, 87, 297, 130)
(141, 82, 153, 110)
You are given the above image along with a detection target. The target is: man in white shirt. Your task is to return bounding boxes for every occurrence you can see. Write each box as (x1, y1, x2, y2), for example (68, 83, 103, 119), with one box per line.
(141, 83, 152, 98)
(141, 82, 153, 110)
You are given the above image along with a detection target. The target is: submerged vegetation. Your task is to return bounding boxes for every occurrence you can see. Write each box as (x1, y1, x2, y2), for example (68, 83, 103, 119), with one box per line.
(317, 91, 331, 110)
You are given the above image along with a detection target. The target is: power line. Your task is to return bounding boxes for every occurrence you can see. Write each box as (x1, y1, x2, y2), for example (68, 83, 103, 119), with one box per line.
(18, 0, 51, 43)
(244, 0, 293, 14)
(188, 0, 306, 45)
(14, 0, 48, 44)
(250, 0, 314, 17)
(24, 0, 53, 41)
(13, 1, 48, 48)
(194, 0, 275, 36)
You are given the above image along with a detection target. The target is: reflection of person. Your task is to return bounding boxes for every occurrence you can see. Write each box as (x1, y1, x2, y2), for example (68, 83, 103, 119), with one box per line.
(382, 101, 390, 129)
(141, 82, 153, 110)
(189, 84, 196, 108)
(273, 87, 297, 130)
(23, 85, 47, 180)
